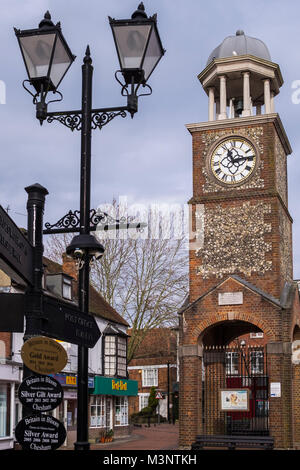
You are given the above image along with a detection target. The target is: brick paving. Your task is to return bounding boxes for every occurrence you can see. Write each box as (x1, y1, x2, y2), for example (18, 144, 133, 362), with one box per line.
(89, 422, 179, 451)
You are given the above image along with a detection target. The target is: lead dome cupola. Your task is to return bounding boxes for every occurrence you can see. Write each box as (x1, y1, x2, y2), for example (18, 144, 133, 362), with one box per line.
(207, 30, 271, 65)
(198, 29, 282, 121)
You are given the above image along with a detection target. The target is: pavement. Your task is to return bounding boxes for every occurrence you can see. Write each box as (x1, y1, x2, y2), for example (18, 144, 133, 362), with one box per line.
(89, 422, 179, 451)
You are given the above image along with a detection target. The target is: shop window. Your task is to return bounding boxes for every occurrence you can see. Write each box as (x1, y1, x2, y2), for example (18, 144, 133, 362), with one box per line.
(139, 393, 150, 411)
(142, 368, 158, 387)
(0, 384, 10, 438)
(103, 329, 128, 378)
(90, 396, 106, 428)
(115, 397, 128, 426)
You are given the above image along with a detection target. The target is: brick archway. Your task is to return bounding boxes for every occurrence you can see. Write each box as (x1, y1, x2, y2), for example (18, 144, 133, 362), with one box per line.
(179, 313, 277, 446)
(188, 312, 274, 346)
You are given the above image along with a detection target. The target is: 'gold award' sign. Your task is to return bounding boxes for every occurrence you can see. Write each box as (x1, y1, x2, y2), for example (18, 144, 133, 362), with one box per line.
(21, 336, 68, 375)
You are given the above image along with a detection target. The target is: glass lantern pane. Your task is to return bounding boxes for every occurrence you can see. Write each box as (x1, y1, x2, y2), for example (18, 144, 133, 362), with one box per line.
(142, 27, 163, 81)
(19, 33, 55, 79)
(50, 35, 72, 88)
(113, 24, 151, 69)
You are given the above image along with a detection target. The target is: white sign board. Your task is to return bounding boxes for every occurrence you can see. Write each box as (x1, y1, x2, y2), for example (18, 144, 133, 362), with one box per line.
(218, 292, 243, 306)
(220, 389, 249, 411)
(270, 382, 281, 398)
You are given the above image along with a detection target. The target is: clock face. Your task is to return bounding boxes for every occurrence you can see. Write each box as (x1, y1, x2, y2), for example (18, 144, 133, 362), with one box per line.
(210, 138, 257, 185)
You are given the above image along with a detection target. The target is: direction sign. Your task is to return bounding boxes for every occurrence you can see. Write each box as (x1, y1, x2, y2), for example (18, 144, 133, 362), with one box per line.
(0, 293, 25, 332)
(18, 375, 64, 412)
(0, 205, 33, 286)
(15, 415, 66, 451)
(42, 294, 101, 348)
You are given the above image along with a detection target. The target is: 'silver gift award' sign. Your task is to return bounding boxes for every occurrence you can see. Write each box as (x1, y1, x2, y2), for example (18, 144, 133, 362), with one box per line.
(18, 375, 64, 412)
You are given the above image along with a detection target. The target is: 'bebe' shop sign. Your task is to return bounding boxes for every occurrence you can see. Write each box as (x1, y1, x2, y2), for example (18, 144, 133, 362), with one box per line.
(91, 376, 138, 396)
(112, 380, 127, 391)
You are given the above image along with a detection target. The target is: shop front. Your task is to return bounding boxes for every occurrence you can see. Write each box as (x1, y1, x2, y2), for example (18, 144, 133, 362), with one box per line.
(89, 376, 138, 442)
(50, 372, 79, 447)
(0, 363, 20, 450)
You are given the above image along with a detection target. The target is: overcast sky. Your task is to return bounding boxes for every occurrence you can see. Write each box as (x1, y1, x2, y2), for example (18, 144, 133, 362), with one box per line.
(2, 0, 300, 278)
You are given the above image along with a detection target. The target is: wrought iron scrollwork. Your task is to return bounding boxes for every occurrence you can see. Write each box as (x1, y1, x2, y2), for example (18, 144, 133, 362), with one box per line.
(44, 210, 81, 233)
(91, 110, 127, 130)
(44, 208, 141, 235)
(45, 108, 128, 131)
(46, 113, 82, 132)
(95, 210, 135, 227)
(114, 70, 153, 99)
(89, 209, 105, 227)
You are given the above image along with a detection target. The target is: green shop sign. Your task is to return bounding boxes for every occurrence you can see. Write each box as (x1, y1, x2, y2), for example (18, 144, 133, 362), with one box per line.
(91, 376, 138, 396)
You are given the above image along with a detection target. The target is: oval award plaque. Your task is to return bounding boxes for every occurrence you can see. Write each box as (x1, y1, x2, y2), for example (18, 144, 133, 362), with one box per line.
(18, 375, 64, 412)
(15, 415, 66, 451)
(21, 336, 68, 375)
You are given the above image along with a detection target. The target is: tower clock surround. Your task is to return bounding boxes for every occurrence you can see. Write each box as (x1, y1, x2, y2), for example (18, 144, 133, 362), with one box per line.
(207, 135, 259, 187)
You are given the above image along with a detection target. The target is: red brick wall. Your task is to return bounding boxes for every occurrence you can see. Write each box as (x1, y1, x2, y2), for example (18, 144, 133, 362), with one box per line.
(128, 364, 177, 417)
(0, 332, 11, 359)
(293, 364, 300, 447)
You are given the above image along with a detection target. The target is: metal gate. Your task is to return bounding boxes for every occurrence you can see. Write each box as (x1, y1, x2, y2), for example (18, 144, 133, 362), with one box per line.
(202, 345, 269, 436)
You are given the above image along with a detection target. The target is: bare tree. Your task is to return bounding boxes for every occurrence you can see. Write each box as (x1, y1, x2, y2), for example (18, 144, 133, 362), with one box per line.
(44, 202, 188, 361)
(122, 236, 187, 361)
(44, 232, 73, 262)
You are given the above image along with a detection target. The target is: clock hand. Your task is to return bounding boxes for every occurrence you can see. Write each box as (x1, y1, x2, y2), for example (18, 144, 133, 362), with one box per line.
(234, 156, 246, 163)
(226, 149, 235, 164)
(231, 149, 246, 163)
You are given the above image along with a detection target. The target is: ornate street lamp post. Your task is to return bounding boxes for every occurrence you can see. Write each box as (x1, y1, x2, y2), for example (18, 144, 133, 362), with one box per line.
(15, 3, 164, 451)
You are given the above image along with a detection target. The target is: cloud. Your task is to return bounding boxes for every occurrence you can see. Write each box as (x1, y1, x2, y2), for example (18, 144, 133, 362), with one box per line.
(1, 0, 300, 279)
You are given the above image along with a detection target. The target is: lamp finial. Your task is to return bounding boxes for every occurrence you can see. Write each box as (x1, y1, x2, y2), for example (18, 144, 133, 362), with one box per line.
(132, 2, 148, 19)
(84, 45, 92, 64)
(39, 11, 54, 28)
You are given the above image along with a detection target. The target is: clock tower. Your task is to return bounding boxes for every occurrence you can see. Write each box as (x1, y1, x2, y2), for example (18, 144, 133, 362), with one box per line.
(179, 30, 300, 449)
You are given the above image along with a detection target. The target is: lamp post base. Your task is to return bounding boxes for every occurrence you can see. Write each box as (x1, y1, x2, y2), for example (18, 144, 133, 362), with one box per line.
(74, 441, 90, 451)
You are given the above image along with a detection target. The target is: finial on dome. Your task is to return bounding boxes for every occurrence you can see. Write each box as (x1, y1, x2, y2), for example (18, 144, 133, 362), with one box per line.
(236, 30, 245, 36)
